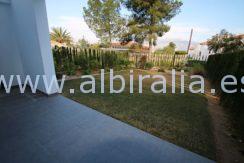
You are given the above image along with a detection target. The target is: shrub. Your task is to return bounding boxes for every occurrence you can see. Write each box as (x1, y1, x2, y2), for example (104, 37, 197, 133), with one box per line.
(75, 55, 89, 70)
(174, 62, 186, 71)
(89, 59, 101, 70)
(83, 69, 91, 75)
(118, 59, 131, 68)
(160, 61, 171, 69)
(186, 60, 206, 67)
(205, 50, 244, 137)
(175, 50, 187, 55)
(63, 60, 76, 75)
(158, 67, 165, 72)
(190, 63, 206, 76)
(145, 62, 154, 69)
(52, 47, 130, 75)
(138, 55, 147, 69)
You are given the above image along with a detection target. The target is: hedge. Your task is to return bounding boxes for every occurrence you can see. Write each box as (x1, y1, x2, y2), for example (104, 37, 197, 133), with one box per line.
(186, 60, 206, 67)
(52, 46, 130, 76)
(175, 50, 187, 55)
(205, 50, 244, 137)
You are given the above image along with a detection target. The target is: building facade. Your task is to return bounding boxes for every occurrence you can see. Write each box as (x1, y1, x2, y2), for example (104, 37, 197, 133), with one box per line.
(0, 0, 57, 94)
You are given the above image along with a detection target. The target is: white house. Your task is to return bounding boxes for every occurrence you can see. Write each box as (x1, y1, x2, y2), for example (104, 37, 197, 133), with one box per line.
(188, 34, 244, 61)
(0, 0, 57, 94)
(188, 42, 212, 61)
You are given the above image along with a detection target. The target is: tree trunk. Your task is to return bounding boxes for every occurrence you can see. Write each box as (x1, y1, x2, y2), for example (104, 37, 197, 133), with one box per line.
(109, 28, 112, 50)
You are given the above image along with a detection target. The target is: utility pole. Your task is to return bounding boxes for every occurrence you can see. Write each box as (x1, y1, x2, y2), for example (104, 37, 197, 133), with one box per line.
(187, 29, 193, 54)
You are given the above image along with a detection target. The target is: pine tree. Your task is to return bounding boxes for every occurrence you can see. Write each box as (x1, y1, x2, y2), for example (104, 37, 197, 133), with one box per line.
(121, 0, 182, 54)
(77, 37, 90, 49)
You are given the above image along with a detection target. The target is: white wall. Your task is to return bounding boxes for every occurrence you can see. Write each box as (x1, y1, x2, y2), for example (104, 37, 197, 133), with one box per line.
(33, 0, 57, 90)
(188, 44, 211, 61)
(0, 0, 58, 94)
(0, 2, 24, 85)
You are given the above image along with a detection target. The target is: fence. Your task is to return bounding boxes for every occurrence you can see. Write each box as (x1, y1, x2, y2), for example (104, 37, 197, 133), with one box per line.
(129, 52, 188, 67)
(189, 55, 209, 62)
(52, 46, 130, 75)
(52, 46, 189, 76)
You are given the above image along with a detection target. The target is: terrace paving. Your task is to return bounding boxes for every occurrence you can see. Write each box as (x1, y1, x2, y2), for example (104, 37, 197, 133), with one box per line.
(0, 90, 214, 163)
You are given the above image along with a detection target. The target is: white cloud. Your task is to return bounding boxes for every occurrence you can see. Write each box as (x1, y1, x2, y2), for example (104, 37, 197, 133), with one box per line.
(153, 24, 222, 50)
(160, 25, 217, 42)
(49, 16, 99, 43)
(48, 16, 223, 47)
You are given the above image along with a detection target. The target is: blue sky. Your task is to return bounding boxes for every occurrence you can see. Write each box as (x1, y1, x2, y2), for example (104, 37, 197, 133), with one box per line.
(46, 0, 244, 48)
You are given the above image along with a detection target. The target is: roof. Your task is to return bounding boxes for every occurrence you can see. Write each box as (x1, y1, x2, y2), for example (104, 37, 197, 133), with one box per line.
(200, 42, 208, 46)
(200, 33, 244, 46)
(235, 34, 244, 39)
(50, 40, 67, 47)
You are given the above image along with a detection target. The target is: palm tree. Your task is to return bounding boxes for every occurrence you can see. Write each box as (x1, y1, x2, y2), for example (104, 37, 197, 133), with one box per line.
(50, 27, 72, 45)
(208, 30, 229, 54)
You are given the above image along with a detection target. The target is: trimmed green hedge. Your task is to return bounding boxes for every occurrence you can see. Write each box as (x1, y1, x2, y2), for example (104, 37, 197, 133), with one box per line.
(52, 46, 130, 76)
(206, 50, 244, 137)
(175, 50, 187, 55)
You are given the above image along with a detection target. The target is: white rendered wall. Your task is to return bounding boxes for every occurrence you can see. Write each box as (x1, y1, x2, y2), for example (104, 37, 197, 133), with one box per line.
(33, 0, 57, 92)
(0, 0, 57, 94)
(0, 2, 24, 85)
(188, 44, 211, 61)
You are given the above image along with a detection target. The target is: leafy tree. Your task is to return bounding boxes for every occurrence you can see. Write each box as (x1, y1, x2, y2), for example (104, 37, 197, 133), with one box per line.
(155, 42, 177, 66)
(77, 37, 90, 49)
(83, 0, 125, 46)
(50, 27, 72, 45)
(90, 43, 100, 49)
(155, 42, 176, 55)
(208, 29, 244, 54)
(121, 0, 182, 54)
(129, 43, 143, 53)
(169, 42, 176, 49)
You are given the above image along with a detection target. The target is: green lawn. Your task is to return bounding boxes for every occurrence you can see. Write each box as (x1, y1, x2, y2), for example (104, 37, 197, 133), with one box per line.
(62, 70, 216, 160)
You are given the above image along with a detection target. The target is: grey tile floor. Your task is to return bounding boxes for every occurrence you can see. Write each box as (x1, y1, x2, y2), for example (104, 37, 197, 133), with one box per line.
(0, 90, 214, 163)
